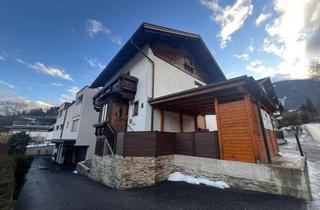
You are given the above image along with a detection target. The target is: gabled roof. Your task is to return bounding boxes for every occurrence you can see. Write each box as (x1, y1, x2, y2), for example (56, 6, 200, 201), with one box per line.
(91, 22, 226, 88)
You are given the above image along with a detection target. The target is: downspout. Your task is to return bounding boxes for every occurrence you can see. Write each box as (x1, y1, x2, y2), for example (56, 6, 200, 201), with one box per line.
(130, 38, 155, 131)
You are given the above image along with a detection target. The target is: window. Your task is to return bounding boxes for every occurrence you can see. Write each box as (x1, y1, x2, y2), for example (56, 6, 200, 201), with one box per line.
(99, 103, 108, 122)
(133, 101, 139, 116)
(73, 95, 83, 118)
(59, 110, 63, 117)
(56, 126, 59, 130)
(60, 124, 63, 130)
(115, 106, 122, 118)
(66, 121, 69, 128)
(184, 56, 194, 73)
(71, 119, 79, 132)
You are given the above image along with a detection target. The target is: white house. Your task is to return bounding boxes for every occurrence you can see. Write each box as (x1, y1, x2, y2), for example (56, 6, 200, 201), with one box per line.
(52, 86, 99, 164)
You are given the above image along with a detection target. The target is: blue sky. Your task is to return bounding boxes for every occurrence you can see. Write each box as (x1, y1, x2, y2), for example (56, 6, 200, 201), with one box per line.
(0, 0, 319, 109)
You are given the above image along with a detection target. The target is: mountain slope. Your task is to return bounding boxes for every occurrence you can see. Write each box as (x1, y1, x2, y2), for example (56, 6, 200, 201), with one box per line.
(273, 78, 320, 110)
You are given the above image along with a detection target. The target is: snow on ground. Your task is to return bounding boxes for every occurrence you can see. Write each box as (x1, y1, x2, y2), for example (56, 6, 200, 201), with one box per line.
(168, 172, 230, 189)
(73, 170, 78, 174)
(27, 143, 55, 148)
(304, 123, 320, 141)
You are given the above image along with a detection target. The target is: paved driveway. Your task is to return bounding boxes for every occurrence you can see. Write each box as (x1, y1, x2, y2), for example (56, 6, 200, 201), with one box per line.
(16, 156, 307, 210)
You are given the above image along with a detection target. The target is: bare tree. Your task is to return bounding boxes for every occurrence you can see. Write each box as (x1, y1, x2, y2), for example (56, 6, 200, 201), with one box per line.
(309, 59, 320, 78)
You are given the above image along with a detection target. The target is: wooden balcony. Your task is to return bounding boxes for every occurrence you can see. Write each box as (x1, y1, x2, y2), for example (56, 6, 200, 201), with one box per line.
(93, 74, 138, 111)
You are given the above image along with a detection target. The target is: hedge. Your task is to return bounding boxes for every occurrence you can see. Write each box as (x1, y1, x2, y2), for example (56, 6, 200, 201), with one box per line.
(0, 155, 15, 210)
(13, 155, 34, 198)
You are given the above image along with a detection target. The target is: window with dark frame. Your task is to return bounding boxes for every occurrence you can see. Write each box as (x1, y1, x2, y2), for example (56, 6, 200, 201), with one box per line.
(133, 101, 139, 116)
(184, 55, 194, 73)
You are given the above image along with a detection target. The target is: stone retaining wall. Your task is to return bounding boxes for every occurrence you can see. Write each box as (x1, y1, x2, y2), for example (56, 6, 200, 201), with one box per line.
(85, 154, 311, 200)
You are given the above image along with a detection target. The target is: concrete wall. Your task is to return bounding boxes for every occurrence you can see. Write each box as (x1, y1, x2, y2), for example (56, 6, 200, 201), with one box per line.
(87, 153, 311, 200)
(26, 145, 54, 156)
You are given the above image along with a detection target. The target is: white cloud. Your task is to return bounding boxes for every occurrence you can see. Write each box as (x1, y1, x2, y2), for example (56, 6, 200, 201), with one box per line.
(246, 59, 276, 76)
(0, 90, 55, 114)
(233, 53, 250, 60)
(84, 56, 104, 69)
(51, 82, 63, 87)
(0, 80, 15, 88)
(59, 86, 80, 102)
(201, 0, 253, 48)
(247, 40, 254, 52)
(85, 19, 122, 45)
(0, 55, 5, 61)
(255, 13, 272, 26)
(17, 58, 73, 81)
(261, 0, 320, 80)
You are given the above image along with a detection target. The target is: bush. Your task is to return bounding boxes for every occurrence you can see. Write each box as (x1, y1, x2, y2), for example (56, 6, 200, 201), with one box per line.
(8, 132, 31, 155)
(13, 155, 33, 198)
(0, 155, 15, 210)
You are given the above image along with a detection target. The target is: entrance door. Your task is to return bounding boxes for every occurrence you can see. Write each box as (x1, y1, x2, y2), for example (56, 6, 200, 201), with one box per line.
(109, 101, 128, 132)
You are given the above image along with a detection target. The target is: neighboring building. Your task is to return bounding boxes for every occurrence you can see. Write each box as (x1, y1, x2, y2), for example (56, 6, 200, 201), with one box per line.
(52, 86, 99, 164)
(10, 116, 54, 144)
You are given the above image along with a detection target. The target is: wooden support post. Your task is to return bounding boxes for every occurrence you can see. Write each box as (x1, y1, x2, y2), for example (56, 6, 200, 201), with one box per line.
(160, 109, 164, 132)
(179, 113, 183, 132)
(244, 95, 260, 162)
(194, 116, 198, 132)
(214, 98, 224, 159)
(256, 103, 272, 164)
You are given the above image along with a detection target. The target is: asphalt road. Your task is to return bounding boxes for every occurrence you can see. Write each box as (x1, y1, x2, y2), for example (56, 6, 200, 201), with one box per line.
(16, 156, 307, 210)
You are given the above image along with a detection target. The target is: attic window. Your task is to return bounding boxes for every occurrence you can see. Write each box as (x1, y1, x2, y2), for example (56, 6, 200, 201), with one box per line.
(184, 56, 194, 73)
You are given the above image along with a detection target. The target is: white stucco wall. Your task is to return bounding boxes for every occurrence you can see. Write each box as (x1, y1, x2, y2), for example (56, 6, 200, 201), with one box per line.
(76, 88, 99, 160)
(126, 47, 153, 131)
(52, 106, 67, 139)
(149, 48, 206, 132)
(205, 115, 217, 131)
(183, 115, 195, 132)
(61, 103, 78, 140)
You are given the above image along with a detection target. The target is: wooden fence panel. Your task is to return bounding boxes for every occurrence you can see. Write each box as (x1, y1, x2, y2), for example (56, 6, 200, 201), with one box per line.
(176, 133, 194, 156)
(156, 132, 176, 156)
(194, 132, 220, 159)
(123, 132, 157, 156)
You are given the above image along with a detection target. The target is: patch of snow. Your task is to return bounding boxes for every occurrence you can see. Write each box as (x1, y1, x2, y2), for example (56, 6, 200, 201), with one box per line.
(168, 172, 230, 189)
(73, 170, 78, 174)
(27, 143, 55, 148)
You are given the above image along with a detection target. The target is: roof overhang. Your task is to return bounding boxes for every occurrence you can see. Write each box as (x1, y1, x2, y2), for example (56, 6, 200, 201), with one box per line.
(91, 22, 226, 88)
(149, 76, 277, 116)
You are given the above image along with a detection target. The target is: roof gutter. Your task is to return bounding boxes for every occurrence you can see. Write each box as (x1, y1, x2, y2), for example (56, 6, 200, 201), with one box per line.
(130, 38, 155, 131)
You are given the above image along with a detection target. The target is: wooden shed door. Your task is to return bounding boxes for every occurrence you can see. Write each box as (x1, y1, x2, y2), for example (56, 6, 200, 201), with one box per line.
(109, 101, 128, 132)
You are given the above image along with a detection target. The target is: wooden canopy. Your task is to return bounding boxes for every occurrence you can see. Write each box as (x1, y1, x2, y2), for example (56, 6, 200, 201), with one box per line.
(149, 76, 277, 116)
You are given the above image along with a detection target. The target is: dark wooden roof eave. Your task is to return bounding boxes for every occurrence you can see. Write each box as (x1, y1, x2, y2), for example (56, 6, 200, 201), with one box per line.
(149, 76, 277, 115)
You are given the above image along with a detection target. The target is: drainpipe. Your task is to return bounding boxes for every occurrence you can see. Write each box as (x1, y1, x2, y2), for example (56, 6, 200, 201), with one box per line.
(130, 38, 155, 131)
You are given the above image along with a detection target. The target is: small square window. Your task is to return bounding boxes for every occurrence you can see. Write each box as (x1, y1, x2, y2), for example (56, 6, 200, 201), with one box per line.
(133, 101, 139, 116)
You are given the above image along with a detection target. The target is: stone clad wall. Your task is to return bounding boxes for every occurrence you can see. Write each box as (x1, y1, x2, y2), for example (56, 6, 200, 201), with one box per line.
(87, 154, 311, 200)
